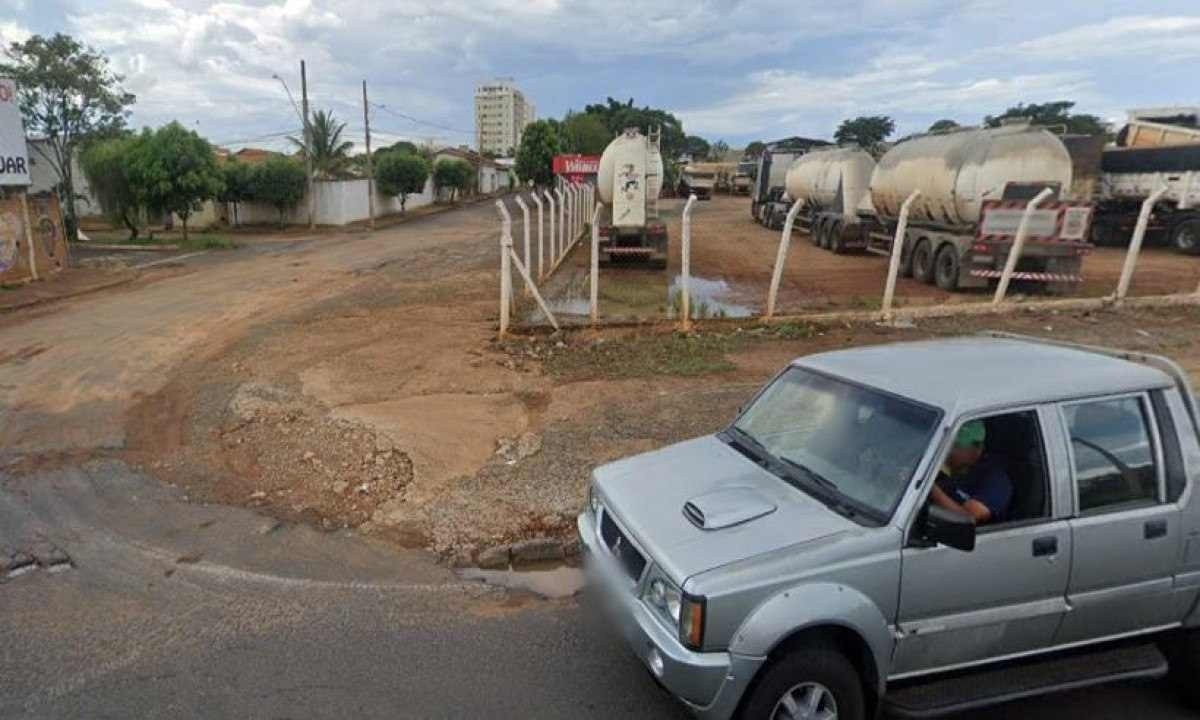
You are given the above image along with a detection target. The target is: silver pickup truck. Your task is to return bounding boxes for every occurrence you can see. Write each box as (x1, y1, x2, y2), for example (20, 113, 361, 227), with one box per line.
(578, 333, 1200, 720)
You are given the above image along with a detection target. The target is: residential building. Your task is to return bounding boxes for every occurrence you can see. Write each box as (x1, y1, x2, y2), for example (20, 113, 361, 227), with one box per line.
(474, 79, 535, 156)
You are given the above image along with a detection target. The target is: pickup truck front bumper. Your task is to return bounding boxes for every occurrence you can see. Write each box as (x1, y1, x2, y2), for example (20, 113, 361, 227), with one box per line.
(577, 510, 761, 720)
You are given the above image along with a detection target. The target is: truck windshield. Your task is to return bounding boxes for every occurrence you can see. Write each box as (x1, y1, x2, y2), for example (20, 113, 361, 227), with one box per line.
(731, 367, 939, 520)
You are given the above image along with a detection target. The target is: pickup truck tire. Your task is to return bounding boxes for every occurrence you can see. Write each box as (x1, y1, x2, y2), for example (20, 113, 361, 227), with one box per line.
(1163, 630, 1200, 707)
(738, 645, 864, 720)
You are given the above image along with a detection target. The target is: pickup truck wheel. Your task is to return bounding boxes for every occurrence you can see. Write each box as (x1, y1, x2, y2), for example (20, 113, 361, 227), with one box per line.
(1162, 629, 1200, 707)
(738, 646, 864, 720)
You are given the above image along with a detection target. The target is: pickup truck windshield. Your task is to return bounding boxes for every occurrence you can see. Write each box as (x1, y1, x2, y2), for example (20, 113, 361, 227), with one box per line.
(732, 367, 939, 518)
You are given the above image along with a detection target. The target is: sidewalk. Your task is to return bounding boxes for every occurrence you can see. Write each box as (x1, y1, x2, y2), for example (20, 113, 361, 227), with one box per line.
(0, 266, 138, 314)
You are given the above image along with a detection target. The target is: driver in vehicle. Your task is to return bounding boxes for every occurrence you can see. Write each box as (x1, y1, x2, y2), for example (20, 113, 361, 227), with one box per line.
(929, 420, 1012, 525)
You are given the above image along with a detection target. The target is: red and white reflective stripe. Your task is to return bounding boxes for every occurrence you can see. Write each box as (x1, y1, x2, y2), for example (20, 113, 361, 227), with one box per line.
(969, 269, 1082, 282)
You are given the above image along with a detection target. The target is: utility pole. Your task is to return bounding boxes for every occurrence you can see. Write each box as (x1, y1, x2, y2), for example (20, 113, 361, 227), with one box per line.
(362, 80, 375, 230)
(301, 60, 314, 230)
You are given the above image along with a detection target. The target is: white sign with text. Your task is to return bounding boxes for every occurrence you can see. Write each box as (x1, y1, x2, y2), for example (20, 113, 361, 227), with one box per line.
(0, 78, 31, 186)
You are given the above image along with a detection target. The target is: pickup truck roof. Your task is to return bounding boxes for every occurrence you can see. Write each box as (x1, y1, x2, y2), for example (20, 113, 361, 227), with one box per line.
(795, 335, 1175, 415)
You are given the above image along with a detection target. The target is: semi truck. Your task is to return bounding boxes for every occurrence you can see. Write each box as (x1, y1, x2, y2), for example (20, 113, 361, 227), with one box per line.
(732, 161, 754, 195)
(782, 146, 876, 253)
(596, 127, 667, 268)
(750, 137, 830, 229)
(800, 124, 1095, 292)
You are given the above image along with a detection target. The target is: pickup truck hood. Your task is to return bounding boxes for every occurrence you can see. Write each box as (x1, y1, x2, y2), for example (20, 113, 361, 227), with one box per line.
(593, 434, 859, 583)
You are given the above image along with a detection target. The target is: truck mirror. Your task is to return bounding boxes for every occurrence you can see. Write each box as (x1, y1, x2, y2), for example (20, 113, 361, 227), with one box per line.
(923, 505, 976, 552)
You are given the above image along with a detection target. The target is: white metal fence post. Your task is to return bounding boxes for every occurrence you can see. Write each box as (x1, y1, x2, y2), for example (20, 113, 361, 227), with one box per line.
(680, 194, 698, 330)
(544, 190, 556, 270)
(496, 200, 513, 337)
(531, 191, 545, 279)
(1115, 180, 1170, 304)
(881, 190, 921, 322)
(515, 195, 531, 291)
(765, 199, 804, 319)
(555, 188, 566, 263)
(992, 187, 1055, 306)
(591, 204, 601, 324)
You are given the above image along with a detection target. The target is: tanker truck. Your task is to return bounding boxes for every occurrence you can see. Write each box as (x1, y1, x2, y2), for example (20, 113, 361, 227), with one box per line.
(782, 146, 876, 253)
(807, 124, 1094, 292)
(596, 127, 667, 268)
(751, 137, 831, 228)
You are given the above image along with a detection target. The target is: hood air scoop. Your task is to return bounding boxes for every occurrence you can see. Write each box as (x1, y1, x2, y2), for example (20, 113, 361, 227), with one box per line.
(683, 486, 777, 530)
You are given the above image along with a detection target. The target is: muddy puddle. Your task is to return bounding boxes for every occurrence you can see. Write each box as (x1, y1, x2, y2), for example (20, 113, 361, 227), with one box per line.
(668, 275, 754, 319)
(459, 562, 585, 599)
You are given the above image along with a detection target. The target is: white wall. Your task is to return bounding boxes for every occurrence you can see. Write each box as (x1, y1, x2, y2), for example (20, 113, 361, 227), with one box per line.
(235, 177, 437, 227)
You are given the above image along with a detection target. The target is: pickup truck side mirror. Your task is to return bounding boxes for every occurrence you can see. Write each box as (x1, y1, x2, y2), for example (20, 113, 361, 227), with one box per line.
(923, 505, 976, 552)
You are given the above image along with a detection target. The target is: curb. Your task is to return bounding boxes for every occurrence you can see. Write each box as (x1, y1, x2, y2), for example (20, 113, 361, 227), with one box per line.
(0, 271, 140, 314)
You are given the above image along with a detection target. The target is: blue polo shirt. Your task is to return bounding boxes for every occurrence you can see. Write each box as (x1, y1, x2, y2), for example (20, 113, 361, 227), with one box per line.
(936, 455, 1013, 522)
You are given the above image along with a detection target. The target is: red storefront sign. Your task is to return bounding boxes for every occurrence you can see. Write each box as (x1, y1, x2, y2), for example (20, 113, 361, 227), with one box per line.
(552, 154, 600, 179)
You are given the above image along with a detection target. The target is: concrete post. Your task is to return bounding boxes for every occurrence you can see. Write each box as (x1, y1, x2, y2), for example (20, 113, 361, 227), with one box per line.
(531, 191, 545, 279)
(591, 203, 601, 324)
(496, 200, 512, 337)
(993, 187, 1055, 306)
(515, 195, 531, 291)
(554, 188, 566, 262)
(765, 199, 804, 319)
(1115, 181, 1171, 304)
(680, 194, 698, 330)
(881, 190, 921, 322)
(544, 190, 556, 270)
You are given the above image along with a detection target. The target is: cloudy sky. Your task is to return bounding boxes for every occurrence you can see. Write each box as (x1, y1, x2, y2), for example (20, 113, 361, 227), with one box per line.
(5, 0, 1199, 152)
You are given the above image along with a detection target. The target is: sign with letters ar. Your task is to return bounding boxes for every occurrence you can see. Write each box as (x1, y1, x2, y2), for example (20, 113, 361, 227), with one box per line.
(0, 78, 31, 186)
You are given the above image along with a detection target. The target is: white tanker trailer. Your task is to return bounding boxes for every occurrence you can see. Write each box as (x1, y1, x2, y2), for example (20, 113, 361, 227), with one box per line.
(801, 124, 1095, 292)
(596, 127, 667, 267)
(782, 147, 876, 253)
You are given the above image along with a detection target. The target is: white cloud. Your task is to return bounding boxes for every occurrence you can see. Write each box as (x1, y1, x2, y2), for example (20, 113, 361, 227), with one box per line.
(1017, 15, 1200, 59)
(0, 20, 31, 46)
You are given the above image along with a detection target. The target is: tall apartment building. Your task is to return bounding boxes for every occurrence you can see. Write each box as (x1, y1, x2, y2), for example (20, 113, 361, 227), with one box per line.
(474, 79, 536, 157)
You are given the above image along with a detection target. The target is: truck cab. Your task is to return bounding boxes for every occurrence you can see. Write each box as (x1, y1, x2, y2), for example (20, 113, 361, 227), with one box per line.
(579, 333, 1200, 720)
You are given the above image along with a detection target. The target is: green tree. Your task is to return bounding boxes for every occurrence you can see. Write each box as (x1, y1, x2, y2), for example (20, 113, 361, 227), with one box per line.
(290, 109, 354, 179)
(1, 33, 135, 240)
(928, 118, 960, 133)
(708, 139, 730, 161)
(219, 159, 255, 227)
(683, 135, 710, 160)
(744, 141, 766, 158)
(560, 112, 611, 155)
(376, 152, 430, 212)
(80, 134, 143, 239)
(126, 122, 223, 242)
(582, 97, 686, 162)
(434, 159, 473, 202)
(834, 115, 895, 153)
(984, 101, 1105, 135)
(514, 120, 562, 187)
(250, 156, 306, 228)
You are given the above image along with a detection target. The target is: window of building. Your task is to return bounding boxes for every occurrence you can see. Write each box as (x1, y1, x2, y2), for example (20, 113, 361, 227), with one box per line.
(1063, 396, 1160, 514)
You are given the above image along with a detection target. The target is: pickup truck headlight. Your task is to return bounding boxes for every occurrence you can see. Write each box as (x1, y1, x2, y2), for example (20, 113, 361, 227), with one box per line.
(642, 567, 706, 649)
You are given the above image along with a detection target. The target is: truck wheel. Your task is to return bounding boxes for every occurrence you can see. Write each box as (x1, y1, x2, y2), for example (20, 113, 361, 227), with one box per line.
(1090, 216, 1125, 247)
(933, 244, 961, 291)
(1170, 218, 1200, 255)
(818, 220, 833, 250)
(911, 239, 936, 284)
(830, 221, 847, 254)
(737, 645, 864, 720)
(1163, 629, 1200, 708)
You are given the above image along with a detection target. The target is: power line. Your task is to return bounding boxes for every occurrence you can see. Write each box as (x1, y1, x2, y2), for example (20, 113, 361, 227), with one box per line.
(369, 102, 473, 136)
(212, 128, 303, 147)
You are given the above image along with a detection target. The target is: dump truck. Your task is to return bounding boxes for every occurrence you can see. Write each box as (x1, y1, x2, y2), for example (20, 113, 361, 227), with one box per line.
(1088, 110, 1200, 254)
(732, 161, 754, 195)
(801, 124, 1095, 292)
(782, 146, 876, 253)
(679, 162, 720, 199)
(596, 127, 667, 268)
(751, 137, 831, 228)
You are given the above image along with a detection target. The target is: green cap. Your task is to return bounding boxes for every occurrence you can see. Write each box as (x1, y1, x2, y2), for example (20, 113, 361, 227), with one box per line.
(954, 420, 986, 448)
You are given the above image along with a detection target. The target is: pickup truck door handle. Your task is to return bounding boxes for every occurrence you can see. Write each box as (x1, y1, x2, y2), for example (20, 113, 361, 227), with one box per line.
(1145, 519, 1168, 540)
(1032, 536, 1058, 557)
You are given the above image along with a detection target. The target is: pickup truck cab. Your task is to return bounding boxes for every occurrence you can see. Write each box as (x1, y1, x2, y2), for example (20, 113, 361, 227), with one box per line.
(578, 333, 1200, 719)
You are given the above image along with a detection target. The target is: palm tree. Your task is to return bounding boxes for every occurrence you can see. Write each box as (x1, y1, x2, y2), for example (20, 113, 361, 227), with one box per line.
(289, 109, 355, 179)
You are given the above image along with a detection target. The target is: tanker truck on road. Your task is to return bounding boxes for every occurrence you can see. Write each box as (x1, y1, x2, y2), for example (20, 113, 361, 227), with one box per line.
(800, 124, 1095, 292)
(596, 127, 667, 268)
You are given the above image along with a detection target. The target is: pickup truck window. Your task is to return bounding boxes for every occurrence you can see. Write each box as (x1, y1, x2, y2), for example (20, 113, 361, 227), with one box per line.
(733, 367, 939, 518)
(1064, 396, 1160, 513)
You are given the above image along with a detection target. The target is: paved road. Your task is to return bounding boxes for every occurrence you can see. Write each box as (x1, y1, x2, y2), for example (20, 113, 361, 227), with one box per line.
(1, 202, 1196, 719)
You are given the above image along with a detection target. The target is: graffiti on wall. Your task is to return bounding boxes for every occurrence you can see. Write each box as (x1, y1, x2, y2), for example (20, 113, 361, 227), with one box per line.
(0, 198, 20, 273)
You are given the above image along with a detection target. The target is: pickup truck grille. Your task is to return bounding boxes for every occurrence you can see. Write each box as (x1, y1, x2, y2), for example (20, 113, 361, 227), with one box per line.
(599, 510, 647, 582)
